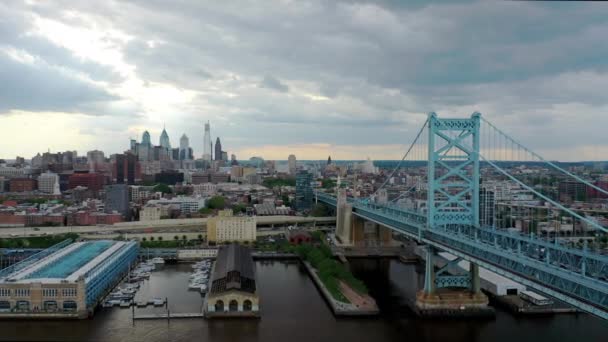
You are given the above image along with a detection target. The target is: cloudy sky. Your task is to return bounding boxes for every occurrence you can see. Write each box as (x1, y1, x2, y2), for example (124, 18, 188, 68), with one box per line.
(1, 0, 608, 161)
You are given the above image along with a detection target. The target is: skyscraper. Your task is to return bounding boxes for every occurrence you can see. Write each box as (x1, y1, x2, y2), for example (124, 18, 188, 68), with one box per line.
(160, 127, 171, 151)
(215, 137, 222, 161)
(295, 170, 313, 211)
(288, 154, 296, 175)
(179, 134, 190, 160)
(141, 131, 152, 146)
(203, 121, 212, 161)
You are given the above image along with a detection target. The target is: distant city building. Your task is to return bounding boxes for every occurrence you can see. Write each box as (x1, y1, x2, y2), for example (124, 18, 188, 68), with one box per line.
(86, 150, 105, 164)
(221, 151, 228, 161)
(159, 127, 172, 152)
(140, 204, 162, 222)
(249, 157, 264, 168)
(231, 154, 238, 166)
(9, 178, 37, 192)
(295, 170, 313, 211)
(37, 171, 60, 194)
(154, 170, 184, 185)
(288, 154, 297, 175)
(215, 137, 222, 161)
(207, 210, 256, 243)
(69, 173, 106, 192)
(203, 121, 212, 161)
(104, 184, 130, 219)
(147, 196, 207, 214)
(112, 153, 141, 185)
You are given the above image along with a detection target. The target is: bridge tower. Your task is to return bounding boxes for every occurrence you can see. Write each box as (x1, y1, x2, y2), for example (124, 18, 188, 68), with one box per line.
(417, 112, 489, 316)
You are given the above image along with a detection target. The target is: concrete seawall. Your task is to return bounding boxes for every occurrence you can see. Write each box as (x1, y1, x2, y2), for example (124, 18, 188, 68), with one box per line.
(302, 261, 379, 316)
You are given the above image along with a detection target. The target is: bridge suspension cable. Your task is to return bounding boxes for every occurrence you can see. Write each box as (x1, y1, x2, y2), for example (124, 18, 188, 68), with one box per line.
(481, 117, 608, 197)
(369, 116, 429, 198)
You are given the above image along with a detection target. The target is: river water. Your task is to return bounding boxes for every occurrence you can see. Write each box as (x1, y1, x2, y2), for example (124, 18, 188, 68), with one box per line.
(0, 260, 605, 342)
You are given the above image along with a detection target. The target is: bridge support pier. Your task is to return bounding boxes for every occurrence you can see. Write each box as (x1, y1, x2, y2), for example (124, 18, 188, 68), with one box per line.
(415, 245, 493, 318)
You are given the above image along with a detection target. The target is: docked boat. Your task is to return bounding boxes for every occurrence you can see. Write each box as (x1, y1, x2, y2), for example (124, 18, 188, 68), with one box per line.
(151, 257, 165, 264)
(119, 300, 132, 308)
(152, 298, 165, 306)
(136, 301, 147, 308)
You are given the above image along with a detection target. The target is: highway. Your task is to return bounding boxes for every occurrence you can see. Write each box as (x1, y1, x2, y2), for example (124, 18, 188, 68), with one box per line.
(0, 216, 336, 238)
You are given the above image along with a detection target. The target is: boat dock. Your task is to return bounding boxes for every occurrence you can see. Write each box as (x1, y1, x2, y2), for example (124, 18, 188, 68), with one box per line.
(133, 312, 204, 320)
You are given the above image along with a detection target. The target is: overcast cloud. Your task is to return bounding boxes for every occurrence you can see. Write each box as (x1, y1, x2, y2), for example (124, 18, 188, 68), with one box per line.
(1, 0, 607, 161)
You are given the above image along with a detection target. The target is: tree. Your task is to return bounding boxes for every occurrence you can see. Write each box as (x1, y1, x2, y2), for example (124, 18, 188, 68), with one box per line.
(197, 234, 203, 240)
(158, 236, 163, 241)
(142, 237, 147, 242)
(174, 235, 179, 241)
(182, 235, 187, 241)
(310, 203, 329, 217)
(150, 236, 155, 241)
(199, 207, 213, 215)
(232, 204, 246, 214)
(207, 196, 226, 210)
(153, 183, 172, 194)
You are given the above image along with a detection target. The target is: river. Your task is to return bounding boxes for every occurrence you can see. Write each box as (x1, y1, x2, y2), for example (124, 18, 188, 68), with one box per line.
(0, 260, 605, 342)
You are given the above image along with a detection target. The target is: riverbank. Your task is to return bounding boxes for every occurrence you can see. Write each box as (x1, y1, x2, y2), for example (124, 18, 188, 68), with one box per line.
(302, 261, 379, 316)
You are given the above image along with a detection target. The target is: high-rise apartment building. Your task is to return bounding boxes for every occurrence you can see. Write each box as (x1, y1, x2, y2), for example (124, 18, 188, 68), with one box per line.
(288, 154, 296, 175)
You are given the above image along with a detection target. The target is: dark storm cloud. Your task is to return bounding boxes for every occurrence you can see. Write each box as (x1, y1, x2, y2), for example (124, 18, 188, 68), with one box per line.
(2, 0, 608, 157)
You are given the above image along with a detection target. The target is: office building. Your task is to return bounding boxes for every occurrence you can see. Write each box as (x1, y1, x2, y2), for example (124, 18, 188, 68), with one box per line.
(112, 153, 141, 185)
(203, 121, 212, 161)
(207, 210, 256, 243)
(0, 240, 138, 319)
(9, 178, 37, 192)
(104, 184, 130, 219)
(37, 171, 60, 194)
(215, 137, 222, 161)
(68, 173, 105, 192)
(295, 171, 313, 211)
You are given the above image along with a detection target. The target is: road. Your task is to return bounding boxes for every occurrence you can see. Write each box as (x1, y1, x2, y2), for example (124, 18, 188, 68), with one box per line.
(0, 216, 336, 238)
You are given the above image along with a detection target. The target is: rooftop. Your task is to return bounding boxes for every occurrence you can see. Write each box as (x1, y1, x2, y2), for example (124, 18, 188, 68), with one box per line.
(1, 240, 124, 284)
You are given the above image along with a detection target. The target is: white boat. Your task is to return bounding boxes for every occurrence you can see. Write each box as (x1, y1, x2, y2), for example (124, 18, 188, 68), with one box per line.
(152, 298, 165, 306)
(188, 283, 201, 290)
(151, 257, 165, 264)
(119, 300, 131, 308)
(121, 288, 137, 295)
(199, 284, 207, 293)
(104, 299, 121, 307)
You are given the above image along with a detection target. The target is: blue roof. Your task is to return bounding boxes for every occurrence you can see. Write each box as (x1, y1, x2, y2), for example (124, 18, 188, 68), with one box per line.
(24, 241, 114, 279)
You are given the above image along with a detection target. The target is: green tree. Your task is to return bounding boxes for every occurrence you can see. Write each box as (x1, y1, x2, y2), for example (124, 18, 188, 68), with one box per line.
(158, 236, 163, 241)
(310, 203, 329, 217)
(198, 207, 213, 215)
(207, 196, 226, 209)
(182, 235, 187, 241)
(197, 234, 203, 240)
(174, 235, 179, 241)
(153, 183, 172, 194)
(232, 204, 246, 214)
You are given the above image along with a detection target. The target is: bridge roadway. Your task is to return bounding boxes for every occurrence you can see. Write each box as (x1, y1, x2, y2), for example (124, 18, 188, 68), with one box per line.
(0, 216, 335, 238)
(316, 192, 608, 320)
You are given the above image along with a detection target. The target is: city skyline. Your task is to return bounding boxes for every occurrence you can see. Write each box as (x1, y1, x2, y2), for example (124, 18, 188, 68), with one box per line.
(2, 1, 608, 161)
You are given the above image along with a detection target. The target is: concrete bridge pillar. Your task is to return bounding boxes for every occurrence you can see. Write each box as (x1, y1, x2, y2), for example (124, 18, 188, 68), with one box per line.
(470, 263, 480, 294)
(423, 245, 436, 295)
(335, 189, 353, 245)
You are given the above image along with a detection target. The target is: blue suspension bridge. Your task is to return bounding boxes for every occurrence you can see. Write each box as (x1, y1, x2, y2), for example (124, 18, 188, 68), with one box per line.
(315, 112, 608, 320)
